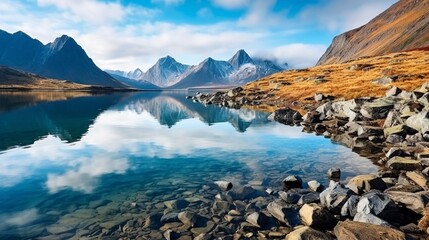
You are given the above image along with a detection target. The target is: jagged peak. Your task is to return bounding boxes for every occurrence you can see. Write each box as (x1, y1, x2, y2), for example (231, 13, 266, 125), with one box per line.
(229, 49, 253, 69)
(157, 55, 177, 65)
(12, 30, 32, 40)
(203, 57, 215, 63)
(48, 34, 78, 51)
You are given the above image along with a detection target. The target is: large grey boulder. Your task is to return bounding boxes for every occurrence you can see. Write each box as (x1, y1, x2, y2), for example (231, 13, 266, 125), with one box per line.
(360, 98, 395, 119)
(334, 220, 406, 240)
(386, 86, 402, 97)
(331, 100, 362, 121)
(327, 167, 341, 179)
(283, 175, 303, 190)
(267, 201, 300, 227)
(270, 107, 302, 125)
(406, 110, 429, 133)
(279, 189, 311, 204)
(299, 203, 336, 229)
(383, 110, 404, 128)
(386, 157, 421, 171)
(320, 183, 354, 213)
(346, 175, 387, 194)
(353, 212, 393, 227)
(340, 195, 360, 217)
(387, 191, 429, 215)
(356, 192, 398, 223)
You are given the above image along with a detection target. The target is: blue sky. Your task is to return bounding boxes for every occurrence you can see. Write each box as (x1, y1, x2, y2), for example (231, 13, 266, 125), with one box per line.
(0, 0, 397, 70)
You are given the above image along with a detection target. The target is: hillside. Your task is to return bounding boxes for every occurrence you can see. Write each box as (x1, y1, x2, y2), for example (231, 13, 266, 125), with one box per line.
(108, 73, 161, 90)
(235, 50, 429, 110)
(318, 0, 429, 65)
(0, 66, 101, 90)
(0, 30, 126, 88)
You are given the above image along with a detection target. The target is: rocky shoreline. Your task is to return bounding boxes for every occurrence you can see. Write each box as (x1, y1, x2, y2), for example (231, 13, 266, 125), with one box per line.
(186, 82, 429, 239)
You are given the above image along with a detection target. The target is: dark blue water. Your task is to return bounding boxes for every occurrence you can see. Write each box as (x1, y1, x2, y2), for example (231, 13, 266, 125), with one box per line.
(0, 91, 376, 239)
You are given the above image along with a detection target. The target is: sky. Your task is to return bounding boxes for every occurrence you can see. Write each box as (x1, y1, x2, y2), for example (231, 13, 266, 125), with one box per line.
(0, 0, 397, 71)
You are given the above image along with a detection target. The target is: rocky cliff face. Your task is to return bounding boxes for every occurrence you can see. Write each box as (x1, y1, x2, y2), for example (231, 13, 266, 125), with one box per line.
(318, 0, 429, 65)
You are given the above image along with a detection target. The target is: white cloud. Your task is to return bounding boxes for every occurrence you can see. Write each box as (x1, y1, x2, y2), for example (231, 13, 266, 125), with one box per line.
(211, 0, 247, 9)
(0, 209, 39, 230)
(253, 43, 327, 69)
(299, 0, 397, 31)
(36, 0, 126, 25)
(238, 0, 280, 26)
(46, 155, 129, 193)
(0, 0, 397, 71)
(75, 22, 266, 70)
(151, 0, 185, 6)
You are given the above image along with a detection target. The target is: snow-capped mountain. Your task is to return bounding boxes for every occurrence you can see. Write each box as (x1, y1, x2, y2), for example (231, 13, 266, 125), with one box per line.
(171, 57, 233, 89)
(108, 49, 285, 89)
(169, 49, 285, 89)
(105, 68, 145, 80)
(228, 49, 254, 69)
(140, 56, 190, 87)
(126, 68, 144, 80)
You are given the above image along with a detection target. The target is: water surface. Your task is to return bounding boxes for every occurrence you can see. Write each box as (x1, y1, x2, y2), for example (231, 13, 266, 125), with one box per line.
(0, 91, 376, 239)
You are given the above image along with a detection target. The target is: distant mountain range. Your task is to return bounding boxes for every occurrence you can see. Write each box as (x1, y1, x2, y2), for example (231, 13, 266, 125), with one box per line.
(0, 29, 283, 90)
(0, 30, 125, 88)
(317, 0, 429, 65)
(107, 49, 285, 89)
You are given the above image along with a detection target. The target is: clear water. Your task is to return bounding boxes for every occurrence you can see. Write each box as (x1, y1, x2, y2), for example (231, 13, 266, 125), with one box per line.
(0, 91, 376, 239)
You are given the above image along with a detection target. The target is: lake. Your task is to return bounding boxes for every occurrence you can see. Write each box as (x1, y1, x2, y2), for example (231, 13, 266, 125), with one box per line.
(0, 91, 377, 239)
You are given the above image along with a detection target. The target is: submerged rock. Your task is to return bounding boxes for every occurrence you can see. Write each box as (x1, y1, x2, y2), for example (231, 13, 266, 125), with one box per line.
(214, 181, 233, 191)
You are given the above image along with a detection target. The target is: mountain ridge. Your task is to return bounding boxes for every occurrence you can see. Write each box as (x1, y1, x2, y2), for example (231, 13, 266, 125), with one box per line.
(317, 0, 429, 65)
(0, 30, 126, 88)
(108, 49, 284, 89)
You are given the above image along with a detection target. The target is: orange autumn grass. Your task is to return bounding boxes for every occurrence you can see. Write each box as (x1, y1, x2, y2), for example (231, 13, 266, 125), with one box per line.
(242, 50, 429, 110)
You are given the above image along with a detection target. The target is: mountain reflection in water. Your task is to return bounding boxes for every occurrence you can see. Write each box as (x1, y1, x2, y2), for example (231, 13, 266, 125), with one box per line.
(0, 91, 377, 239)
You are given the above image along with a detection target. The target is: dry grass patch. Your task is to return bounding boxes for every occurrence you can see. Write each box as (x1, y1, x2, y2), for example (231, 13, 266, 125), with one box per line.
(242, 50, 429, 109)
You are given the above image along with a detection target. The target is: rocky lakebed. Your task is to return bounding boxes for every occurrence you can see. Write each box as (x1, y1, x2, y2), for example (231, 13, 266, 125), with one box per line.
(187, 82, 429, 239)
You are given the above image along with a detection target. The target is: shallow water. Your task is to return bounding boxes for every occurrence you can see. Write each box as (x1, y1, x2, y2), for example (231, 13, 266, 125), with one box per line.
(0, 91, 377, 239)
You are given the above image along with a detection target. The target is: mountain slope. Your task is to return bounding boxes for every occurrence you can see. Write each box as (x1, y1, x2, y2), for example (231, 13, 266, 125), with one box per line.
(228, 49, 254, 69)
(169, 50, 284, 89)
(141, 56, 189, 87)
(0, 66, 96, 90)
(171, 57, 233, 89)
(108, 73, 160, 90)
(0, 30, 125, 88)
(317, 0, 429, 65)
